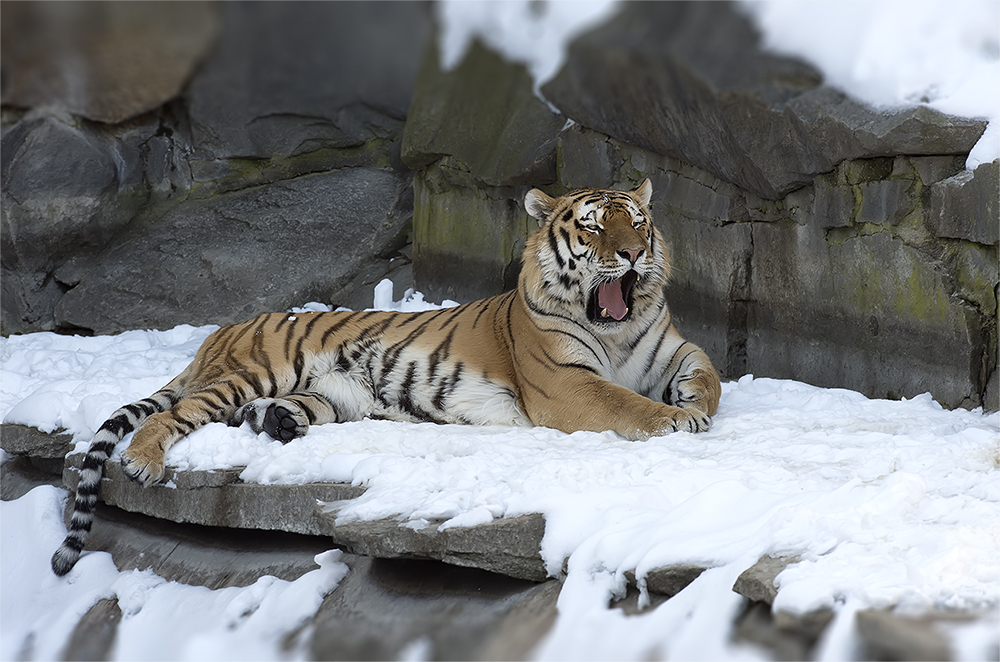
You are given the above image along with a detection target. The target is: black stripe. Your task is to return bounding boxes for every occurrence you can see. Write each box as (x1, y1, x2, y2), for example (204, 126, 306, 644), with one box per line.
(99, 418, 130, 436)
(519, 295, 607, 365)
(662, 345, 697, 406)
(433, 362, 463, 411)
(320, 311, 369, 347)
(547, 225, 565, 268)
(471, 299, 492, 329)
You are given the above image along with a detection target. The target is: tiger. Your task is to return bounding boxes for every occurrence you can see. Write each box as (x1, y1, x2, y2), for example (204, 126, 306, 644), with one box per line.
(51, 179, 721, 576)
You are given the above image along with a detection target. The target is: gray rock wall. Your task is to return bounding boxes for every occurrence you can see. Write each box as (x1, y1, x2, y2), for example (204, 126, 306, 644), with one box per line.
(2, 1, 997, 410)
(2, 1, 430, 335)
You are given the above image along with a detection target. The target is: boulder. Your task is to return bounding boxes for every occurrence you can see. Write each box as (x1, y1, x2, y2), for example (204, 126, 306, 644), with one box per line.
(1, 2, 430, 335)
(0, 112, 154, 333)
(54, 168, 412, 334)
(542, 2, 986, 200)
(0, 2, 218, 123)
(186, 2, 429, 163)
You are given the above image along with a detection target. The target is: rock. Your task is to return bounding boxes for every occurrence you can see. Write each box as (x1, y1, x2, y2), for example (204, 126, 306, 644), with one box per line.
(83, 498, 339, 588)
(401, 36, 565, 187)
(733, 555, 799, 605)
(542, 2, 986, 199)
(625, 565, 707, 599)
(856, 609, 954, 661)
(54, 168, 412, 334)
(734, 602, 822, 661)
(928, 160, 1000, 245)
(186, 2, 429, 163)
(0, 2, 219, 123)
(748, 221, 986, 408)
(61, 599, 121, 662)
(0, 112, 153, 333)
(317, 510, 548, 583)
(309, 557, 560, 661)
(412, 160, 534, 303)
(63, 456, 364, 537)
(0, 423, 74, 459)
(0, 455, 63, 501)
(34, 447, 562, 662)
(55, 434, 548, 582)
(985, 369, 999, 414)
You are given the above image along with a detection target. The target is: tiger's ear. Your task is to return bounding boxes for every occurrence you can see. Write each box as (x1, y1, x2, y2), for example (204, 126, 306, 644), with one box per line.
(632, 178, 652, 208)
(525, 188, 556, 223)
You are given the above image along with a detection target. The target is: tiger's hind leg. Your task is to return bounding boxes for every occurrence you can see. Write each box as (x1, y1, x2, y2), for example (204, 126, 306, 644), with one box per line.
(231, 392, 338, 442)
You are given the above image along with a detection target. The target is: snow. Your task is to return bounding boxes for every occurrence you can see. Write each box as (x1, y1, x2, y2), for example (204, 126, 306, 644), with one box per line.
(2, 279, 998, 659)
(438, 0, 999, 169)
(0, 485, 349, 661)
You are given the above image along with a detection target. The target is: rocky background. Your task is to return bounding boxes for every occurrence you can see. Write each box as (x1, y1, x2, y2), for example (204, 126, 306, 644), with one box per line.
(2, 1, 997, 414)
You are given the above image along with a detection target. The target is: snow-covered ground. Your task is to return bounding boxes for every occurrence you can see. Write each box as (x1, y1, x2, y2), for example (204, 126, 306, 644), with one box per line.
(2, 280, 998, 660)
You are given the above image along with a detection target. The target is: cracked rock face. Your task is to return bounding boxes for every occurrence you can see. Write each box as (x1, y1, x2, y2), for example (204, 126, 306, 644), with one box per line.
(53, 168, 412, 335)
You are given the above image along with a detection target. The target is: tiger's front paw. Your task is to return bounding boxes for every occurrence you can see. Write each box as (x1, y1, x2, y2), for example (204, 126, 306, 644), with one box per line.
(651, 406, 712, 436)
(120, 447, 165, 487)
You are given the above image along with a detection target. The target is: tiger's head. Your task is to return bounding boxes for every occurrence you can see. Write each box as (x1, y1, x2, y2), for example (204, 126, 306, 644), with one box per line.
(521, 179, 671, 331)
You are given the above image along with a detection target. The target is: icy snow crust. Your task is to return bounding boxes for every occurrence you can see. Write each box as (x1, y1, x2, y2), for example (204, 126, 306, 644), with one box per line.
(3, 282, 999, 657)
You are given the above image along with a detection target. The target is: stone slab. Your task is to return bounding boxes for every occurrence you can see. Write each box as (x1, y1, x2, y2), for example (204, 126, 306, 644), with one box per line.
(56, 439, 551, 583)
(308, 556, 561, 661)
(317, 509, 549, 583)
(63, 454, 364, 537)
(0, 423, 74, 459)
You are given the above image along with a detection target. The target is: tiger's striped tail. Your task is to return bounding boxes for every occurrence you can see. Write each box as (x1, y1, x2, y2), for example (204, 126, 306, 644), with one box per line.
(51, 391, 175, 576)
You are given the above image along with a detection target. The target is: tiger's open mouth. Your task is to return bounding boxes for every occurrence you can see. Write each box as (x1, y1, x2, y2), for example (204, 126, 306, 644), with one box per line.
(588, 270, 639, 324)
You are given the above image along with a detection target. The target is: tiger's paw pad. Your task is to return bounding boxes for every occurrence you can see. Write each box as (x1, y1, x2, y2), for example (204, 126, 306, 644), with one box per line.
(120, 449, 165, 487)
(232, 399, 309, 442)
(262, 403, 308, 442)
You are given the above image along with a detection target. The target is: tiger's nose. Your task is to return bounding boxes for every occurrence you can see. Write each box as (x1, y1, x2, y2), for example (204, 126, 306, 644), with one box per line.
(618, 247, 644, 265)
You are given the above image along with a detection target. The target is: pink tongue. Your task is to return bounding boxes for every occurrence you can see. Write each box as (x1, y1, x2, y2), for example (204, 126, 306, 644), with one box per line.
(597, 279, 628, 320)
